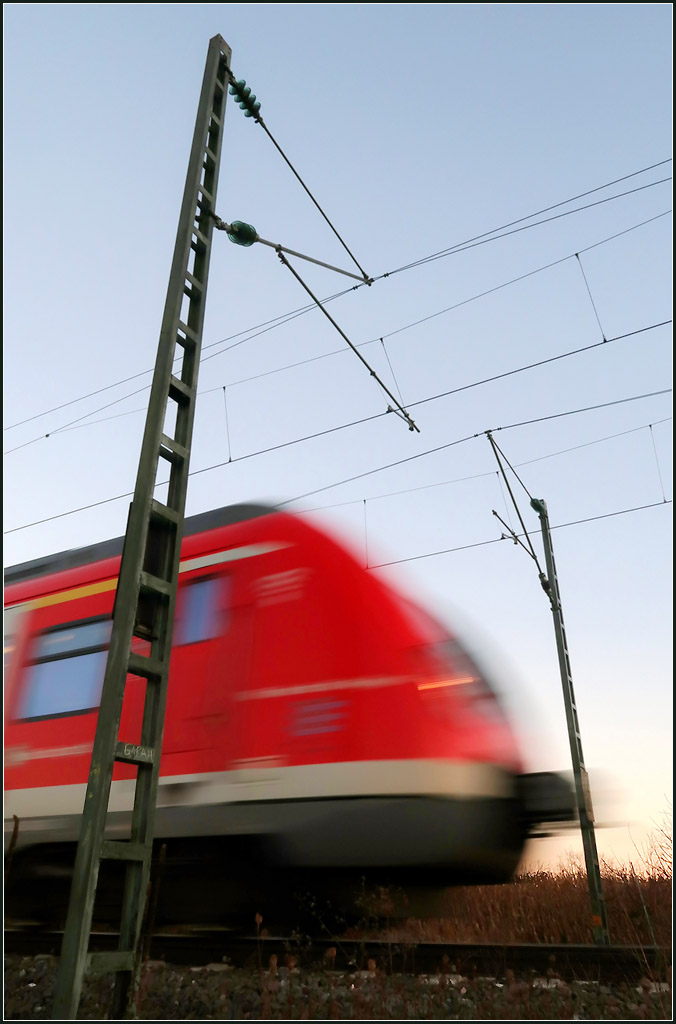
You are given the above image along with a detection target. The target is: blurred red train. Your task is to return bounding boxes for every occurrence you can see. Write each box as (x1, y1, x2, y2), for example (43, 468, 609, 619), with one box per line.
(4, 503, 573, 924)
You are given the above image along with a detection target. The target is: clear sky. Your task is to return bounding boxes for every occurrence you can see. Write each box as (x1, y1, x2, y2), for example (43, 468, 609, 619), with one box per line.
(3, 4, 672, 874)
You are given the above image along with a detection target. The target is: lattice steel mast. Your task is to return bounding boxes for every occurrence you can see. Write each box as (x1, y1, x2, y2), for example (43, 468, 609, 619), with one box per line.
(53, 34, 232, 1019)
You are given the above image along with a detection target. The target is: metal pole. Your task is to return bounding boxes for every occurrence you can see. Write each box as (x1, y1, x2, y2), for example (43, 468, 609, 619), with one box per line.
(531, 497, 611, 945)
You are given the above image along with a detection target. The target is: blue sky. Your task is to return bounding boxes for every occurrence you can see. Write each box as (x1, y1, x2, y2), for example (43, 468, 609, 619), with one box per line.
(3, 4, 672, 872)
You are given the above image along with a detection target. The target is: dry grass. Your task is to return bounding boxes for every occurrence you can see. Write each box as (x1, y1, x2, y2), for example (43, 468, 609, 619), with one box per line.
(387, 859, 671, 947)
(380, 819, 672, 949)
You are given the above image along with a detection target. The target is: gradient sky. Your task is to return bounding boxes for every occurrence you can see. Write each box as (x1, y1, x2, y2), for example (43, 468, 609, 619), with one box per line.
(3, 4, 672, 874)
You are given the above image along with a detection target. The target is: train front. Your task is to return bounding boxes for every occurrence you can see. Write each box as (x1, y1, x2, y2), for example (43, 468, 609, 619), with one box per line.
(382, 598, 577, 887)
(212, 514, 577, 917)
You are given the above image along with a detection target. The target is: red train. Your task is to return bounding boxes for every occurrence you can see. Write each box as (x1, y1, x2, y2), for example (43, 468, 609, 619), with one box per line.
(4, 503, 573, 925)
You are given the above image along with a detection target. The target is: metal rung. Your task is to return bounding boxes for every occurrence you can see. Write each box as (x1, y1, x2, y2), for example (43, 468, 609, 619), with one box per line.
(198, 185, 214, 205)
(127, 651, 165, 681)
(150, 498, 181, 525)
(204, 147, 217, 164)
(101, 840, 148, 861)
(175, 330, 197, 353)
(184, 271, 204, 292)
(168, 375, 194, 405)
(115, 741, 155, 766)
(192, 227, 209, 247)
(139, 570, 173, 598)
(177, 319, 198, 341)
(159, 433, 189, 465)
(87, 951, 135, 976)
(209, 113, 221, 126)
(183, 283, 202, 301)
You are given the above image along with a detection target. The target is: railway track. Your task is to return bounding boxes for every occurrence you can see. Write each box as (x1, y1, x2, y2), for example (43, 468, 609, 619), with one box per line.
(4, 927, 671, 983)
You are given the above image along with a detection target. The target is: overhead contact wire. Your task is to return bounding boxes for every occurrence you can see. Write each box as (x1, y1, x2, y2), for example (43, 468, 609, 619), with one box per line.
(369, 501, 671, 569)
(5, 198, 669, 434)
(298, 417, 671, 514)
(4, 391, 670, 535)
(279, 390, 670, 506)
(3, 384, 154, 455)
(29, 311, 670, 443)
(378, 176, 671, 279)
(490, 389, 670, 433)
(407, 323, 671, 412)
(5, 319, 669, 456)
(2, 290, 354, 433)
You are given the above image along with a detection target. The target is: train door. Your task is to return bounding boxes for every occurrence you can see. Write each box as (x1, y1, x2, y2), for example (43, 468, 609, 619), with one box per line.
(161, 568, 256, 774)
(4, 603, 32, 723)
(242, 557, 358, 769)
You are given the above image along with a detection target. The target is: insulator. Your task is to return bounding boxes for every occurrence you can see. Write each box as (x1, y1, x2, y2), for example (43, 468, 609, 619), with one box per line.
(229, 78, 246, 97)
(227, 221, 258, 247)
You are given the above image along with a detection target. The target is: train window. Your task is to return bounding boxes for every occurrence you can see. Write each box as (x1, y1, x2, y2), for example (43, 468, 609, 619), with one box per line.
(425, 638, 504, 712)
(15, 618, 113, 722)
(174, 576, 226, 646)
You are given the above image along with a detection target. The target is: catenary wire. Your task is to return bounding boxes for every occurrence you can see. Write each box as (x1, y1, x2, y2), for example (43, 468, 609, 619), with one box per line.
(406, 321, 671, 413)
(649, 423, 669, 503)
(4, 167, 669, 433)
(575, 253, 608, 341)
(4, 390, 670, 535)
(278, 389, 670, 505)
(7, 252, 587, 439)
(3, 315, 671, 452)
(379, 177, 671, 280)
(296, 417, 671, 513)
(369, 502, 671, 569)
(2, 298, 332, 431)
(5, 267, 670, 454)
(383, 159, 671, 276)
(485, 389, 670, 434)
(185, 211, 673, 388)
(380, 338, 406, 408)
